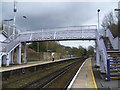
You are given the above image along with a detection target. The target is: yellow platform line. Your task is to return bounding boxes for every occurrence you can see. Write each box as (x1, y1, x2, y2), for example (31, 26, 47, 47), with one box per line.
(90, 59, 98, 89)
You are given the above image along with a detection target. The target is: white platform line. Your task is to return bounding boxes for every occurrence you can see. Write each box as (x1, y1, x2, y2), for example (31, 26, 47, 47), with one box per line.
(67, 59, 87, 90)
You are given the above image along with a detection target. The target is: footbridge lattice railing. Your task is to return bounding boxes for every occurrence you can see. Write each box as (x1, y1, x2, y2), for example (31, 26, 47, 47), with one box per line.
(20, 25, 97, 42)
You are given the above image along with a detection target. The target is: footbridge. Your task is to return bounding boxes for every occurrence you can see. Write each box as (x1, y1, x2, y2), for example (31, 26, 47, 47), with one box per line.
(0, 25, 120, 81)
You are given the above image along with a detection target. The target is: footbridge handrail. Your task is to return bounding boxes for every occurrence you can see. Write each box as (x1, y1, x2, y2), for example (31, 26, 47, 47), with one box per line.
(96, 31, 108, 73)
(106, 29, 119, 49)
(20, 25, 97, 34)
(1, 34, 20, 52)
(100, 37, 108, 71)
(2, 34, 20, 43)
(2, 24, 20, 36)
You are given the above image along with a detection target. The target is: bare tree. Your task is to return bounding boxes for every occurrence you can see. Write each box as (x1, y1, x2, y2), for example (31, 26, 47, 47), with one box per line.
(101, 11, 118, 37)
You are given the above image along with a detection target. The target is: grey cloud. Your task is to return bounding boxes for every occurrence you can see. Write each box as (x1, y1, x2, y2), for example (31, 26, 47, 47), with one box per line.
(2, 2, 117, 31)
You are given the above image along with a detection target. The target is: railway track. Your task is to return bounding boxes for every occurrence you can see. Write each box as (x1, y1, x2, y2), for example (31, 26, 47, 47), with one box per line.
(22, 59, 85, 89)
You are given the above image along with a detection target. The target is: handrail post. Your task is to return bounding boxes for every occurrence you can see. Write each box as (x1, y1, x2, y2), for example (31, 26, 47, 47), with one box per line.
(106, 59, 110, 81)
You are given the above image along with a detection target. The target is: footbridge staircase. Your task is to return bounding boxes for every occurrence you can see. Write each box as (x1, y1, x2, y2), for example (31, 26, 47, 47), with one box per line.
(0, 25, 120, 80)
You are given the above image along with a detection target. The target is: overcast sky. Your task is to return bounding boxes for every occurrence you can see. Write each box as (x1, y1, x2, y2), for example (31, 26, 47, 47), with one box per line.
(1, 1, 119, 48)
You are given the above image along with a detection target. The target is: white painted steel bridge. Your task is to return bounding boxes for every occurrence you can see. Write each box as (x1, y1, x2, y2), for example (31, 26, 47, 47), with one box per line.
(0, 25, 120, 81)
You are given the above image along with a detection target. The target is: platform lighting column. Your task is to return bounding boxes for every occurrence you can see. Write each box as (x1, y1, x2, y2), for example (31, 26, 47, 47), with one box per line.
(96, 9, 100, 67)
(97, 9, 100, 32)
(13, 0, 17, 35)
(114, 1, 120, 50)
(22, 16, 29, 63)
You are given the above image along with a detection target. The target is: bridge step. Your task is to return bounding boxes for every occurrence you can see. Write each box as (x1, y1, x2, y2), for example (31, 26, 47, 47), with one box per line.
(110, 73, 120, 76)
(108, 52, 120, 54)
(103, 36, 120, 79)
(110, 70, 120, 72)
(110, 77, 120, 79)
(107, 51, 120, 53)
(111, 64, 120, 65)
(107, 49, 119, 51)
(110, 66, 120, 68)
(109, 58, 120, 60)
(107, 51, 120, 79)
(108, 55, 120, 57)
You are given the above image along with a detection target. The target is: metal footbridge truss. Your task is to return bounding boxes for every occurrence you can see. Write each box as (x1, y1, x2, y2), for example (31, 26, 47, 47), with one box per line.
(0, 25, 120, 81)
(20, 25, 97, 42)
(1, 25, 97, 53)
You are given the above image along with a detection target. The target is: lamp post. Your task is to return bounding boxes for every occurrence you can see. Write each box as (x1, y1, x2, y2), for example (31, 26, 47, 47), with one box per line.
(114, 9, 120, 37)
(114, 1, 120, 50)
(96, 9, 100, 67)
(13, 0, 17, 35)
(97, 9, 100, 31)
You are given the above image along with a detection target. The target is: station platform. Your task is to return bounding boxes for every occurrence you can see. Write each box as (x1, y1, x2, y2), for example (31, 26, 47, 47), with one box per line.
(0, 58, 75, 72)
(67, 58, 97, 89)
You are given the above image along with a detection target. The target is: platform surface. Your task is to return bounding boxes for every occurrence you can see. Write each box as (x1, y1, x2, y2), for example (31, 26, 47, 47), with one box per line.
(68, 58, 97, 89)
(0, 58, 74, 72)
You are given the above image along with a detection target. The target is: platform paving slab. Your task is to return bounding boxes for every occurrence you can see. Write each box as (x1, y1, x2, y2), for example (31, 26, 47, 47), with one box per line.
(69, 58, 97, 89)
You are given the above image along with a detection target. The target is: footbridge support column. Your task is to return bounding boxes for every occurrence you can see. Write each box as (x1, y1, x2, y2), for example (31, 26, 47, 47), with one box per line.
(100, 53, 106, 73)
(6, 54, 10, 66)
(16, 44, 22, 64)
(23, 42, 27, 64)
(10, 51, 14, 64)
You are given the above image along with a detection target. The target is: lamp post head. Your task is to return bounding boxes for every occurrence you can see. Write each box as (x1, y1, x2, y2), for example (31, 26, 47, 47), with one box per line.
(97, 9, 100, 13)
(9, 19, 13, 21)
(4, 19, 13, 21)
(114, 9, 120, 11)
(23, 16, 27, 19)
